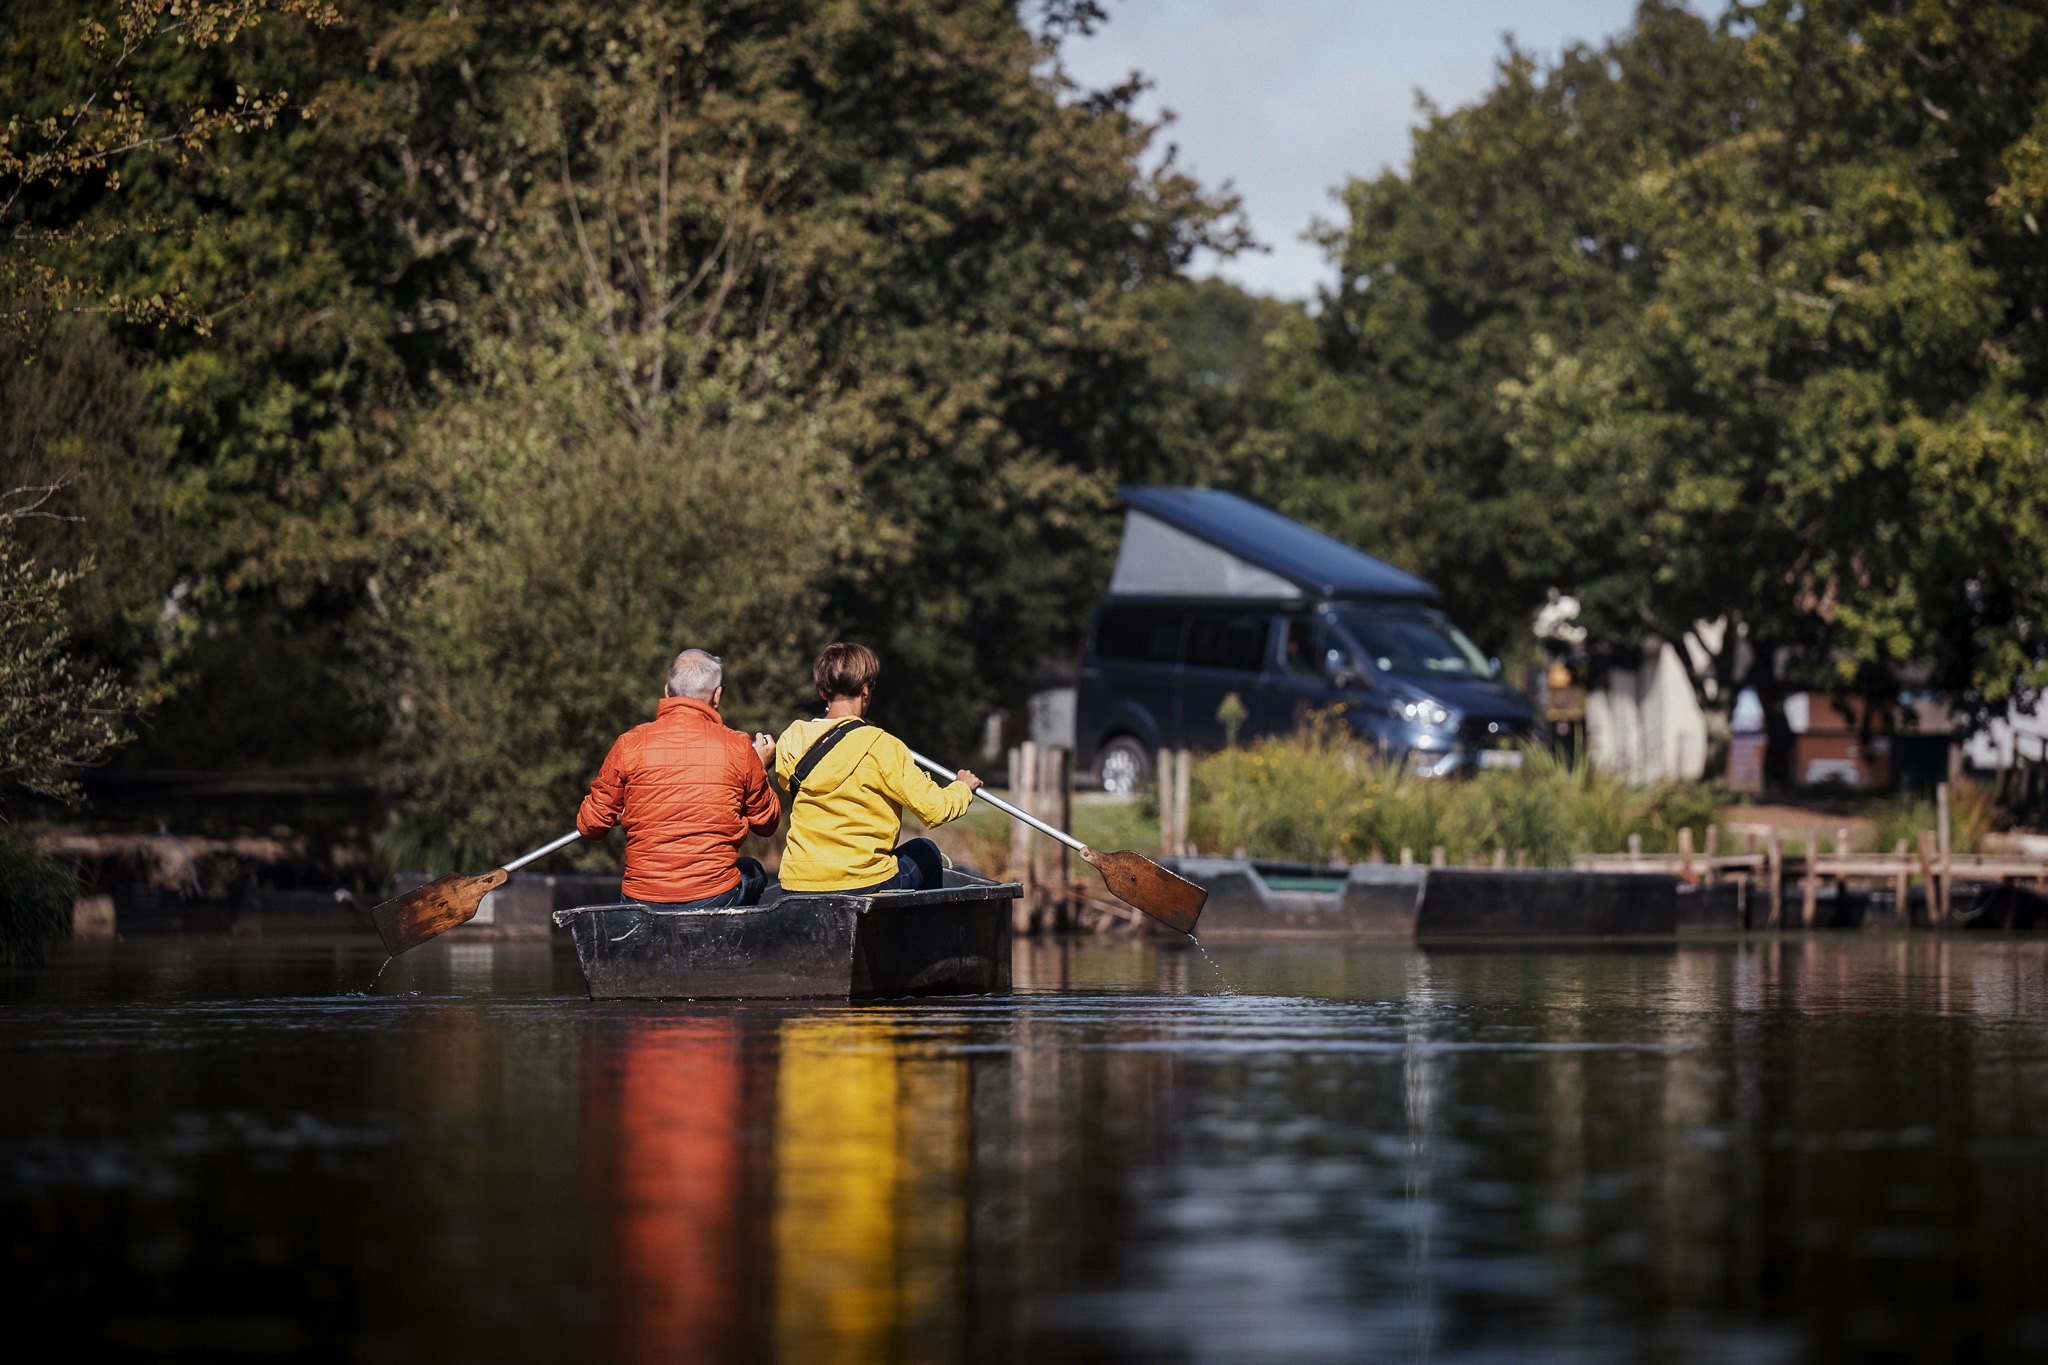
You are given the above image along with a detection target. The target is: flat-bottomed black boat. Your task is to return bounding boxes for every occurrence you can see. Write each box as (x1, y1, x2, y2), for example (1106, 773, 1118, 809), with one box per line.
(552, 870, 1019, 1000)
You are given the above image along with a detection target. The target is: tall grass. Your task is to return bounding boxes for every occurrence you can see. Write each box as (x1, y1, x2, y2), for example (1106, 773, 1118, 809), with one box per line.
(0, 839, 77, 965)
(1185, 725, 1720, 866)
(1869, 781, 1996, 856)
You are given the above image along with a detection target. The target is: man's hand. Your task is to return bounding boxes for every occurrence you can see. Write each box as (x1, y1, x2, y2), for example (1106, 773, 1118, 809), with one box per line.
(955, 768, 983, 792)
(753, 733, 776, 767)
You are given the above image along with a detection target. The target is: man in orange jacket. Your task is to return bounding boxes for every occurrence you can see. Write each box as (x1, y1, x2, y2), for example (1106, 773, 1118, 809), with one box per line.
(577, 649, 782, 908)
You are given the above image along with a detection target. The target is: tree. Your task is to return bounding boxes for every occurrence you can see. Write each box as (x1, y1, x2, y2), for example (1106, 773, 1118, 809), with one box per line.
(1498, 0, 2048, 773)
(1, 0, 339, 335)
(0, 486, 128, 806)
(1244, 2, 1744, 658)
(374, 5, 847, 865)
(1252, 0, 2048, 781)
(4, 0, 1246, 807)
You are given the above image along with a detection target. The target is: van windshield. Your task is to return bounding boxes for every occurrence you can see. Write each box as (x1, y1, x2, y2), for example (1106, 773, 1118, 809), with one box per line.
(1337, 612, 1490, 678)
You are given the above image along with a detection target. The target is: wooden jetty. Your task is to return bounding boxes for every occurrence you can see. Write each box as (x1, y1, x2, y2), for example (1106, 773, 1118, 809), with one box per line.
(1574, 785, 2048, 930)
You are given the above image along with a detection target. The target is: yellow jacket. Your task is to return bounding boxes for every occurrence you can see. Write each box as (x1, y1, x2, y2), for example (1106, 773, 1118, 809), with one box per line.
(774, 718, 973, 892)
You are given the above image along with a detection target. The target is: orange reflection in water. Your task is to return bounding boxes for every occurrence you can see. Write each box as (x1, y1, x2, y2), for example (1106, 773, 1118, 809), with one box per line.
(586, 1013, 973, 1364)
(584, 1019, 758, 1364)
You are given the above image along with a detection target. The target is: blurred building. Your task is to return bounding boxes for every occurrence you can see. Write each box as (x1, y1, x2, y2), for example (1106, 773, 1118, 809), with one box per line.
(1584, 640, 1710, 784)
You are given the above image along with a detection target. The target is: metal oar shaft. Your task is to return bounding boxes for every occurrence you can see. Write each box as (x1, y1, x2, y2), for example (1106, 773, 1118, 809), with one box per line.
(501, 830, 581, 874)
(907, 749, 1089, 855)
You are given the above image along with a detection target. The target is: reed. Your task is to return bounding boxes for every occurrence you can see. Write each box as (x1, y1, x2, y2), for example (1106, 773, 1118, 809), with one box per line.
(1184, 722, 1720, 867)
(1870, 781, 1995, 857)
(0, 839, 77, 965)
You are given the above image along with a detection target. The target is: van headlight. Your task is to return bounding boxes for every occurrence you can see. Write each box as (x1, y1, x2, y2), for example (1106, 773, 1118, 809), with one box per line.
(1398, 699, 1453, 728)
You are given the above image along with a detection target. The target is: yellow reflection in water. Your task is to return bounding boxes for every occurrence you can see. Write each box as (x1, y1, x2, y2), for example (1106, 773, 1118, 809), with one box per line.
(772, 1016, 968, 1365)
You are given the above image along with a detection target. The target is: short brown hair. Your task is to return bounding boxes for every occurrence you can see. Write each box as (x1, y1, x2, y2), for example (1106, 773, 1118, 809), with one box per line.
(813, 642, 879, 701)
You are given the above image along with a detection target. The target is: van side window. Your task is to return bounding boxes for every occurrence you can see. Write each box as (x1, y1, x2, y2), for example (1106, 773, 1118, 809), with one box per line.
(1185, 612, 1270, 672)
(1282, 617, 1331, 677)
(1093, 609, 1185, 664)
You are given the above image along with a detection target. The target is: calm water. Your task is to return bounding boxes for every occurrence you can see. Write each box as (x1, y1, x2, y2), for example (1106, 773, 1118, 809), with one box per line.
(6, 935, 2048, 1362)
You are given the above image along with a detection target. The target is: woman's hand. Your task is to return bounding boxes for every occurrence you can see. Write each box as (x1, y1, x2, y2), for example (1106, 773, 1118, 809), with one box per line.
(954, 768, 983, 792)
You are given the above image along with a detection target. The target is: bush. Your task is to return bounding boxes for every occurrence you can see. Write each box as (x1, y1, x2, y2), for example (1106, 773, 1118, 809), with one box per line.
(1870, 781, 1996, 857)
(381, 389, 837, 873)
(0, 839, 77, 965)
(1186, 723, 1721, 866)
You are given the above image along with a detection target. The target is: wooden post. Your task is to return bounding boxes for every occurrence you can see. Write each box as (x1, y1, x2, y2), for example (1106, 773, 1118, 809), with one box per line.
(1057, 746, 1074, 925)
(1173, 750, 1193, 859)
(1157, 747, 1175, 856)
(1011, 743, 1038, 932)
(1492, 847, 1506, 870)
(1514, 849, 1528, 870)
(1802, 827, 1820, 928)
(1628, 832, 1643, 862)
(1430, 846, 1446, 868)
(1918, 829, 1941, 929)
(1399, 847, 1414, 865)
(1705, 825, 1720, 883)
(1045, 746, 1072, 929)
(1936, 781, 1954, 922)
(1030, 745, 1051, 929)
(1766, 834, 1783, 929)
(1893, 838, 1911, 925)
(1679, 827, 1695, 883)
(1835, 826, 1851, 858)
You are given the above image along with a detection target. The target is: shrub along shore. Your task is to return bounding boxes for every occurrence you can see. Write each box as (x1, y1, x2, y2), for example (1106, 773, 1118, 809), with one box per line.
(1179, 729, 1721, 869)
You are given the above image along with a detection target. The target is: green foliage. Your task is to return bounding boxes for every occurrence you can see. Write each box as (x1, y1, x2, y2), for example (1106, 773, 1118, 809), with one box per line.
(371, 6, 853, 867)
(0, 318, 170, 658)
(1245, 0, 2048, 753)
(1870, 781, 1997, 858)
(0, 527, 128, 804)
(383, 370, 836, 868)
(1244, 3, 1744, 661)
(1186, 724, 1720, 867)
(5, 0, 1248, 814)
(0, 837, 77, 964)
(1, 0, 341, 335)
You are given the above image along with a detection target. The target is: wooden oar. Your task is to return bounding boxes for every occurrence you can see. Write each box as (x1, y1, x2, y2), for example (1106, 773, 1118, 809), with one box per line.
(908, 749, 1206, 935)
(369, 831, 582, 955)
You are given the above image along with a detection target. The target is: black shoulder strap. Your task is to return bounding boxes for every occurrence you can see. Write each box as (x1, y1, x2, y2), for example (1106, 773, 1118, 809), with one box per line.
(787, 719, 867, 804)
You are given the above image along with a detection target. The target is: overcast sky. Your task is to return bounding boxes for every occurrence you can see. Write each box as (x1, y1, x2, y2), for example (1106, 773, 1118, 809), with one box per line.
(1056, 1, 1697, 299)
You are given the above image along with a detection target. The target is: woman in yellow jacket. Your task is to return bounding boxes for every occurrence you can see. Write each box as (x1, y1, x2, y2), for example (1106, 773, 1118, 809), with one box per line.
(773, 642, 983, 893)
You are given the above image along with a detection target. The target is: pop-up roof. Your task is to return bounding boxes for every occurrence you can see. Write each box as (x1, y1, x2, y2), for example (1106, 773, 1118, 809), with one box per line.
(1107, 486, 1438, 604)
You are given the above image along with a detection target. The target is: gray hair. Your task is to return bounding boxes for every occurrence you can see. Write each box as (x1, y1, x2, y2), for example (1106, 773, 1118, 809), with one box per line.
(665, 648, 723, 700)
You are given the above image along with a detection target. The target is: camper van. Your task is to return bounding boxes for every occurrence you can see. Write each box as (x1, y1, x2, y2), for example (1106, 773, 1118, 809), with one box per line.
(1076, 487, 1534, 792)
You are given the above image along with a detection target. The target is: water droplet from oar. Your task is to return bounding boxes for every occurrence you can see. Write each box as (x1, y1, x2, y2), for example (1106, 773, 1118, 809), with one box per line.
(1189, 935, 1239, 995)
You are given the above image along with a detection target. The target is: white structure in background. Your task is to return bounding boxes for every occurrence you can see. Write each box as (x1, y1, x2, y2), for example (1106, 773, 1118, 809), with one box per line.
(1029, 684, 1076, 750)
(1536, 593, 1712, 784)
(1963, 706, 2048, 770)
(1585, 641, 1711, 783)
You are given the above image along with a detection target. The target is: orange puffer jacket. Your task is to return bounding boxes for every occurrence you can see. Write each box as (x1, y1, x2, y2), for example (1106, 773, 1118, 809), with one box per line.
(576, 696, 781, 903)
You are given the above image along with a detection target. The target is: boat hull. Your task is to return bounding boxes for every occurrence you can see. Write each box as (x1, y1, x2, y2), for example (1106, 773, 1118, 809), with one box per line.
(552, 873, 1018, 1000)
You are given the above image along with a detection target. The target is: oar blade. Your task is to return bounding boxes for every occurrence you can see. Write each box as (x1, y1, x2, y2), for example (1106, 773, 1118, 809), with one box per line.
(1081, 849, 1207, 935)
(369, 869, 509, 955)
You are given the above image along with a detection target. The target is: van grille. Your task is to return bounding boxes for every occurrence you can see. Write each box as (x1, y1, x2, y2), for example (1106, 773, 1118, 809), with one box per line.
(1461, 717, 1527, 751)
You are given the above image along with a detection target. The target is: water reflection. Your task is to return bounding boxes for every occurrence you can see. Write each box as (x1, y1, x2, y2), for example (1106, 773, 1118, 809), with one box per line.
(583, 1018, 756, 1363)
(7, 936, 2048, 1360)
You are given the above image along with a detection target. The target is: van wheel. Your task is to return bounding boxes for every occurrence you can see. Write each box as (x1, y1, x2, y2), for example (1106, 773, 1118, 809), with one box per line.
(1096, 738, 1150, 796)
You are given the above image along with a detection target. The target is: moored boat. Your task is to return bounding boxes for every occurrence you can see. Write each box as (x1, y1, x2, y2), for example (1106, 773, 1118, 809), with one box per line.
(551, 869, 1019, 1000)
